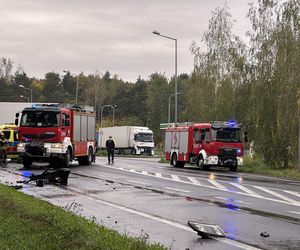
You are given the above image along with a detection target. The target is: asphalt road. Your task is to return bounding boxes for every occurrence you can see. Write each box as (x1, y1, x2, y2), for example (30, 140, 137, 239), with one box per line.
(1, 156, 300, 250)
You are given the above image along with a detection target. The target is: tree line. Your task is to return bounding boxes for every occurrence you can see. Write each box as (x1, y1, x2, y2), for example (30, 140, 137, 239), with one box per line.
(0, 0, 299, 168)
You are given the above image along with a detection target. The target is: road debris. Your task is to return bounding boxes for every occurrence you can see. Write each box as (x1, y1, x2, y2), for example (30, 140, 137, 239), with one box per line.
(187, 221, 225, 239)
(17, 168, 70, 186)
(260, 231, 270, 237)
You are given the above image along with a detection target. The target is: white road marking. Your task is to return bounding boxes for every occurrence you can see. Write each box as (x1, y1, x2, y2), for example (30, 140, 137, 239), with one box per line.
(142, 171, 148, 175)
(171, 175, 180, 181)
(187, 176, 202, 185)
(155, 173, 162, 178)
(69, 186, 260, 250)
(254, 186, 300, 205)
(289, 211, 300, 215)
(207, 179, 227, 190)
(215, 196, 252, 205)
(164, 187, 190, 193)
(284, 190, 300, 198)
(230, 183, 263, 198)
(99, 163, 300, 207)
(128, 180, 149, 185)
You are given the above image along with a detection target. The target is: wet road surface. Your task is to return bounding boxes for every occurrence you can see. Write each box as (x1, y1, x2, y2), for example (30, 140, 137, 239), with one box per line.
(1, 156, 300, 250)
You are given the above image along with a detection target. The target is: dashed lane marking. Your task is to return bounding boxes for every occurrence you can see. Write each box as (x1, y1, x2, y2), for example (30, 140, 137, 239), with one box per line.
(171, 175, 180, 181)
(155, 173, 162, 178)
(254, 186, 300, 206)
(215, 196, 252, 205)
(230, 183, 263, 198)
(284, 190, 300, 198)
(96, 163, 300, 207)
(289, 211, 300, 215)
(207, 179, 227, 190)
(164, 187, 190, 193)
(128, 180, 150, 186)
(187, 176, 202, 186)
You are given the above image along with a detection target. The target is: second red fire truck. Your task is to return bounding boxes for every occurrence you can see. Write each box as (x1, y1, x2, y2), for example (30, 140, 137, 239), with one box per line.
(164, 121, 246, 172)
(16, 104, 96, 169)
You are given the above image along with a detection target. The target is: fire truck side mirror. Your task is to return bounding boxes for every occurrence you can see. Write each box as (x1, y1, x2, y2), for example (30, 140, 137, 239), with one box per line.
(244, 131, 248, 143)
(15, 113, 19, 126)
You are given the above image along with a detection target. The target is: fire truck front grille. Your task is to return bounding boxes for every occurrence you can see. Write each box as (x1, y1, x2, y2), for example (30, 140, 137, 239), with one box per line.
(25, 141, 46, 155)
(219, 147, 238, 156)
(23, 133, 55, 140)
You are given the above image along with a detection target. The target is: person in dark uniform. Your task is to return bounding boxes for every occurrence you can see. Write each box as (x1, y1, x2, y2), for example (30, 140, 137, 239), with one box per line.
(106, 136, 115, 164)
(0, 132, 7, 166)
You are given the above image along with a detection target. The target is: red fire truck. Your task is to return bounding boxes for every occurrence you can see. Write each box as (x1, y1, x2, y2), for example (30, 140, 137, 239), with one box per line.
(16, 104, 96, 169)
(164, 121, 246, 172)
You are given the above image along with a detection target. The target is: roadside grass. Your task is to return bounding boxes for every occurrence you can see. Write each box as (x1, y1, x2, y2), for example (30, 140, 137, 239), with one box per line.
(0, 184, 166, 250)
(240, 156, 300, 180)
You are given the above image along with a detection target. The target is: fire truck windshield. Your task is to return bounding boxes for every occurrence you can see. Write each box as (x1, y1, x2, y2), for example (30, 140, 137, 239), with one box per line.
(212, 128, 241, 142)
(135, 133, 154, 142)
(20, 111, 60, 127)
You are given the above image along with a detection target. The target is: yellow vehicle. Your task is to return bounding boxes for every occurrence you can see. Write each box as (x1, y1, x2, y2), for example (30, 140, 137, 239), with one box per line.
(0, 124, 20, 160)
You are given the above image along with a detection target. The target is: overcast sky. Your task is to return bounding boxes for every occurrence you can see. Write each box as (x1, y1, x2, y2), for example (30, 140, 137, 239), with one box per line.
(0, 0, 252, 82)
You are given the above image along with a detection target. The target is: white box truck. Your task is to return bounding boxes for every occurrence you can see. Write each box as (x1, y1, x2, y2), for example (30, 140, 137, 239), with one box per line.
(99, 126, 154, 155)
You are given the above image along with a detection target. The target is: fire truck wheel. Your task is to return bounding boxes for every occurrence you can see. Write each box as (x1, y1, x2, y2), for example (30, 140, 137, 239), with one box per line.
(22, 156, 32, 169)
(78, 147, 93, 166)
(229, 163, 237, 172)
(197, 155, 210, 171)
(87, 147, 93, 165)
(131, 148, 136, 155)
(62, 148, 71, 168)
(171, 153, 184, 168)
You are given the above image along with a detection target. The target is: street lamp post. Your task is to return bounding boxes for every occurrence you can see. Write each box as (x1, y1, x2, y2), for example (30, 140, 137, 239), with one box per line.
(168, 93, 180, 125)
(99, 104, 116, 152)
(111, 105, 117, 126)
(19, 85, 32, 103)
(153, 30, 178, 124)
(146, 118, 150, 127)
(20, 95, 30, 102)
(63, 70, 79, 103)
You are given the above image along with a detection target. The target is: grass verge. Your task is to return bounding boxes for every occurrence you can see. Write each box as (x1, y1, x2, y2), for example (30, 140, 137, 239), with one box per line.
(0, 184, 166, 250)
(240, 156, 300, 180)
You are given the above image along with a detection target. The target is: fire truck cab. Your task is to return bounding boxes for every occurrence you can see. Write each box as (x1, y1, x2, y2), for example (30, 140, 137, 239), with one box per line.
(164, 121, 245, 172)
(16, 104, 96, 169)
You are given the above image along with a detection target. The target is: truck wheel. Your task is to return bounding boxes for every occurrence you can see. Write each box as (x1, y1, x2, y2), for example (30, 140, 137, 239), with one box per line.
(197, 155, 210, 171)
(23, 156, 32, 169)
(131, 148, 136, 155)
(229, 163, 238, 172)
(78, 147, 93, 166)
(171, 153, 184, 168)
(62, 148, 71, 168)
(171, 153, 177, 166)
(87, 147, 93, 165)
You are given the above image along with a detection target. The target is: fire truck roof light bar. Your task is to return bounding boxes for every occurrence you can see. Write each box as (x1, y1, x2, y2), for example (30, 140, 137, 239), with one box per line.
(211, 120, 240, 128)
(29, 103, 94, 112)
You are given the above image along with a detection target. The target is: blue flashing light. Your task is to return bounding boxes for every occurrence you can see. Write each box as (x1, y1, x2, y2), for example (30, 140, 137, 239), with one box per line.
(226, 120, 237, 127)
(237, 149, 241, 154)
(31, 104, 37, 109)
(19, 170, 32, 178)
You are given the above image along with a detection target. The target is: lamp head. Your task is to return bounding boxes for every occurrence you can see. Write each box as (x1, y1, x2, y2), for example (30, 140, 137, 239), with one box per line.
(153, 30, 160, 35)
